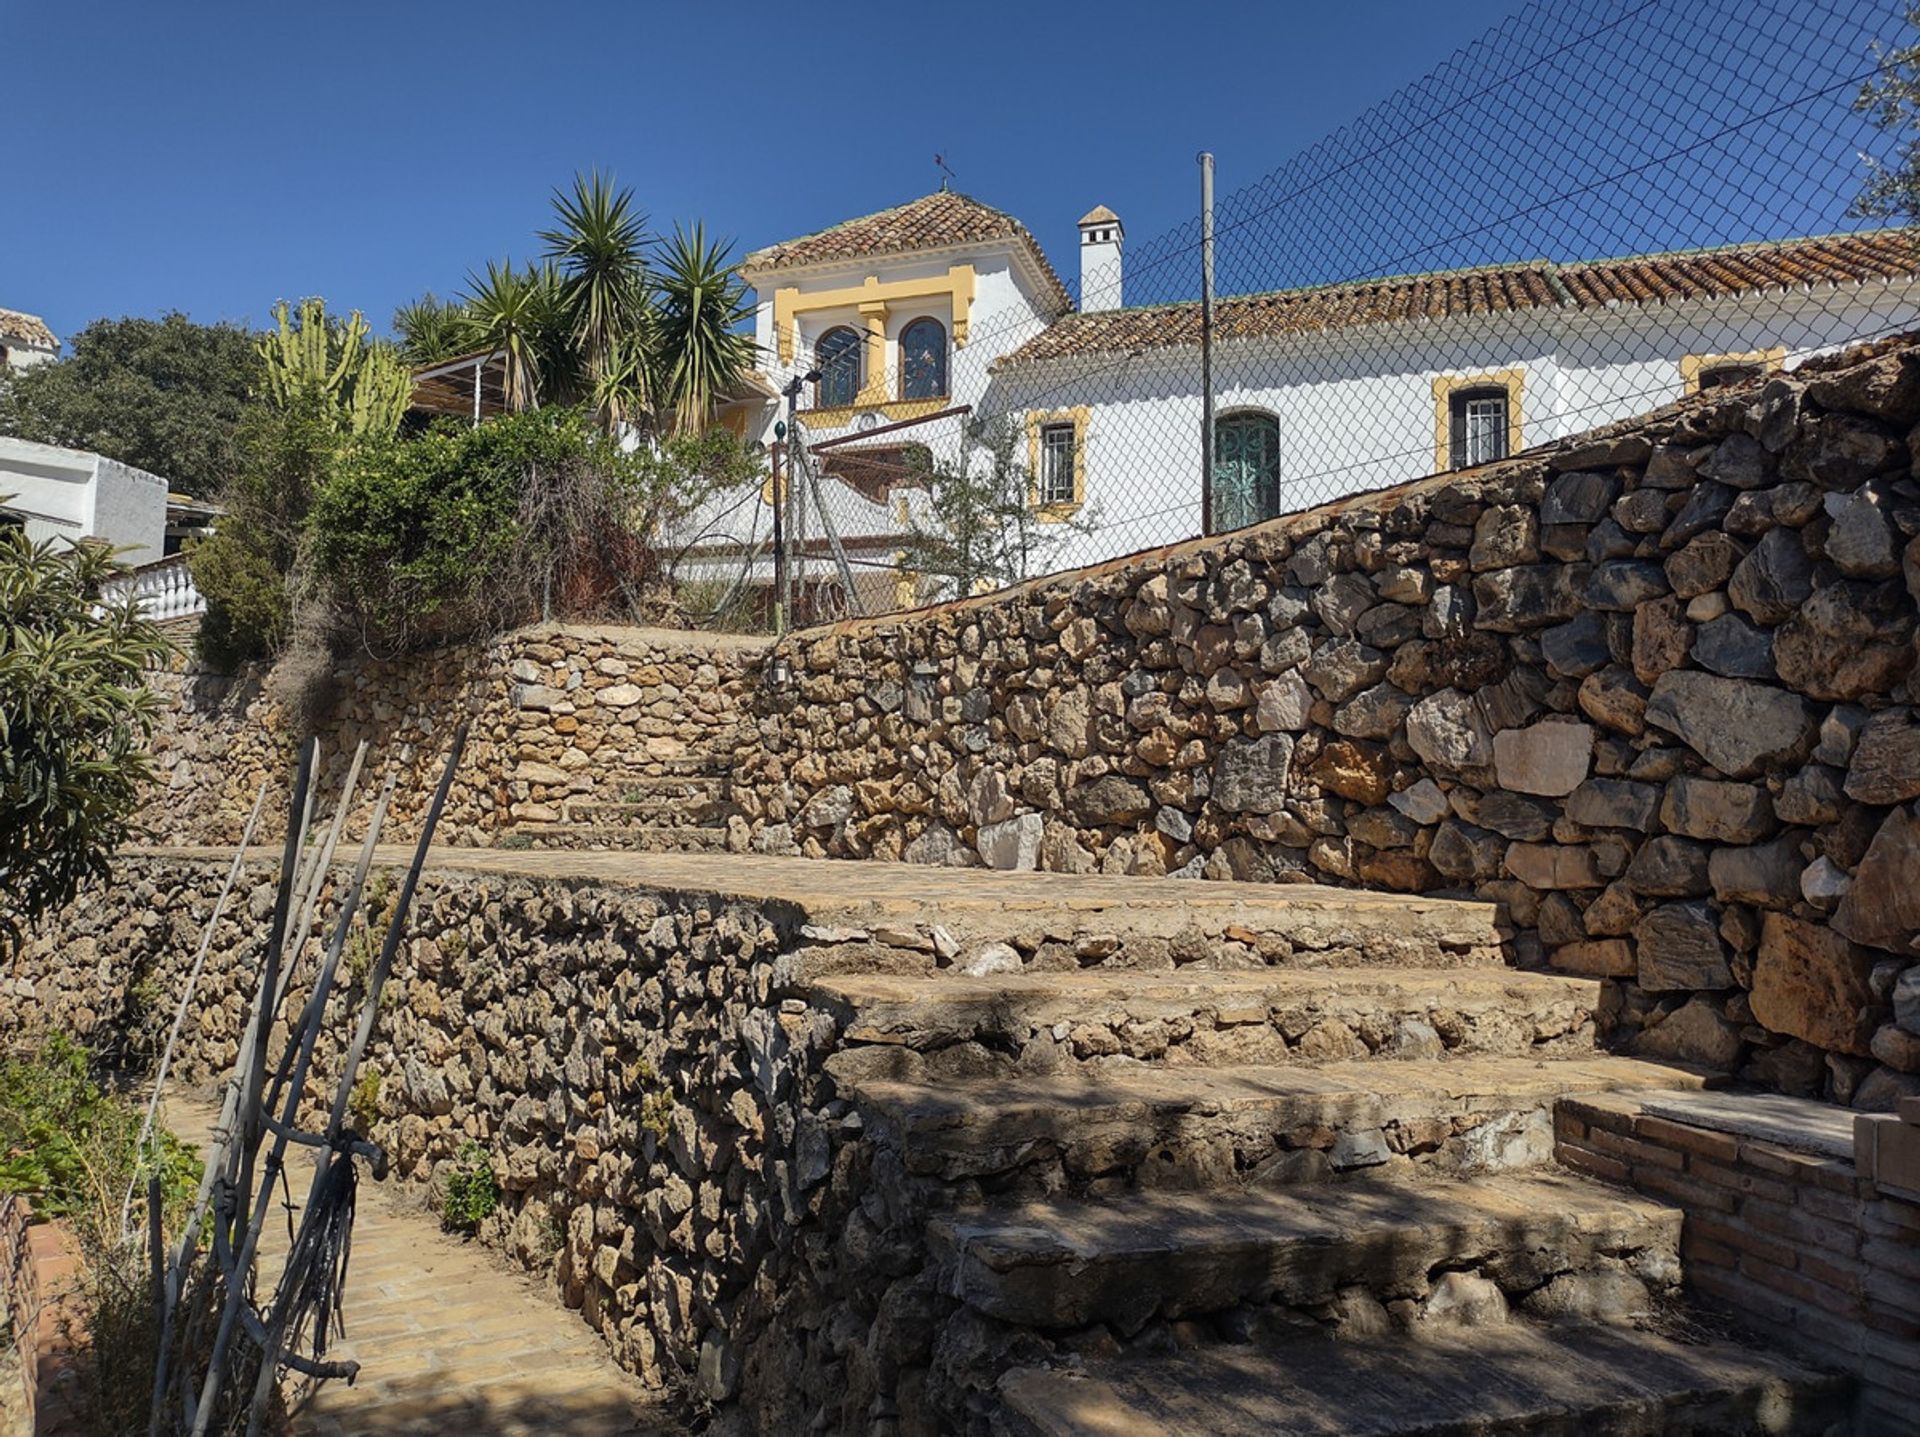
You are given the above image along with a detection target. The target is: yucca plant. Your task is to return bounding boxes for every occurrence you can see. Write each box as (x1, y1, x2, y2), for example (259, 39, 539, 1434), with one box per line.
(541, 171, 656, 427)
(391, 292, 471, 367)
(460, 259, 563, 412)
(654, 223, 757, 436)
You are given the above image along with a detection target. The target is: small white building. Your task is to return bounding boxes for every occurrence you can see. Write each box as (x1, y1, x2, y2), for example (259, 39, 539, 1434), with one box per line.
(0, 307, 60, 370)
(0, 435, 171, 564)
(0, 436, 211, 623)
(679, 190, 1920, 606)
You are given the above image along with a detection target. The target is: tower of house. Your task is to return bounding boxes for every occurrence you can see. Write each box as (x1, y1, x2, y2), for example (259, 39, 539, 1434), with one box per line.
(1078, 205, 1124, 312)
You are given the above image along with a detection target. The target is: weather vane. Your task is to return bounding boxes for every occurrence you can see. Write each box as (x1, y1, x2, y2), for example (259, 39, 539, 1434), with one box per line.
(935, 153, 957, 191)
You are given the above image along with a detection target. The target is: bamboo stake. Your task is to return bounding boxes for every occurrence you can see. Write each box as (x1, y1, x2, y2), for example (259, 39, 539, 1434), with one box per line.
(172, 738, 314, 1437)
(287, 742, 368, 982)
(121, 779, 270, 1243)
(242, 726, 467, 1434)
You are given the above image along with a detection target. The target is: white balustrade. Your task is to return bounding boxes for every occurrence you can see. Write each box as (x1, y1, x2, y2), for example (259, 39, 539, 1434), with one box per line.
(100, 553, 206, 622)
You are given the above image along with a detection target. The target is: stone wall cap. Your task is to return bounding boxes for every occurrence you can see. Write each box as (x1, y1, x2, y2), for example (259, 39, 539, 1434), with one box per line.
(1637, 1087, 1856, 1161)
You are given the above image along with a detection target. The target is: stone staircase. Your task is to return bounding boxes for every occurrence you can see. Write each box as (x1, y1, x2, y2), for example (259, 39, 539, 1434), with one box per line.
(510, 757, 739, 852)
(797, 891, 1851, 1435)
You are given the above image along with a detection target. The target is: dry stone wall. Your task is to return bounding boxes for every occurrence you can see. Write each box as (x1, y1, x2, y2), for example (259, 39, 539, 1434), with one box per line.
(142, 625, 767, 848)
(1, 856, 845, 1408)
(741, 335, 1920, 1110)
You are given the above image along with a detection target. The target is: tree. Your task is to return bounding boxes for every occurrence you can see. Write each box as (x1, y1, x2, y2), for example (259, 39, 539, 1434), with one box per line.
(1853, 4, 1920, 219)
(895, 419, 1095, 601)
(0, 313, 262, 497)
(460, 259, 567, 414)
(0, 527, 172, 949)
(541, 171, 656, 428)
(391, 292, 470, 367)
(654, 223, 757, 436)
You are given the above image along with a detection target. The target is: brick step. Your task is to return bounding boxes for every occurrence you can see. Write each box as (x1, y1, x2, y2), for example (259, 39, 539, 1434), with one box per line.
(815, 968, 1601, 1083)
(995, 1322, 1847, 1436)
(933, 1169, 1679, 1332)
(850, 1056, 1710, 1197)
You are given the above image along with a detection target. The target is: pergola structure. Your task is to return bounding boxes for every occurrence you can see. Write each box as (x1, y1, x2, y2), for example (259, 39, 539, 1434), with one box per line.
(408, 348, 508, 424)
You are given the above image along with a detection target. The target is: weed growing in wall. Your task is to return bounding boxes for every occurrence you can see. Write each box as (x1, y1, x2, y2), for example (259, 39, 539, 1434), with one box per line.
(441, 1141, 499, 1232)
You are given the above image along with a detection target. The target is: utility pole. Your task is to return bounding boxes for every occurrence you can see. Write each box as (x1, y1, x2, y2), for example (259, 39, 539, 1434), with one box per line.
(770, 431, 787, 635)
(1199, 150, 1216, 536)
(776, 368, 820, 635)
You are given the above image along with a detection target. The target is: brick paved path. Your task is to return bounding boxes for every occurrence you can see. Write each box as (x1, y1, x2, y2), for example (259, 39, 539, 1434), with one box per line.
(166, 1100, 683, 1437)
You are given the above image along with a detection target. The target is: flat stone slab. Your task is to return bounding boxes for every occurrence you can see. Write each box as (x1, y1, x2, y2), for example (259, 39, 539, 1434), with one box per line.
(816, 968, 1601, 1078)
(933, 1169, 1676, 1328)
(999, 1322, 1846, 1436)
(139, 845, 1504, 957)
(857, 1055, 1712, 1189)
(1634, 1086, 1858, 1161)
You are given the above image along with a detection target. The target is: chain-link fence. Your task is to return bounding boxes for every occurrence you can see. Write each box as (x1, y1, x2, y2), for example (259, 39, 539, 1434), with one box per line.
(669, 0, 1920, 627)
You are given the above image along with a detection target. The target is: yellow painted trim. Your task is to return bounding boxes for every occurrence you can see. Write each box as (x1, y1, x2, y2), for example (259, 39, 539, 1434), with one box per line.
(773, 264, 976, 365)
(1026, 406, 1090, 522)
(794, 396, 952, 432)
(1679, 346, 1787, 395)
(1432, 368, 1525, 473)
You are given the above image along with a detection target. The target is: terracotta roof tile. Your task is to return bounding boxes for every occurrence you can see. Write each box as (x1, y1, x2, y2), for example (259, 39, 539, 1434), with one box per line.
(996, 231, 1920, 371)
(0, 307, 57, 350)
(747, 191, 1071, 315)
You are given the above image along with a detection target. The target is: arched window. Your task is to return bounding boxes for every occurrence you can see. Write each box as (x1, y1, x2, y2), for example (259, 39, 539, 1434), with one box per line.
(899, 317, 948, 400)
(1211, 411, 1281, 532)
(815, 326, 861, 408)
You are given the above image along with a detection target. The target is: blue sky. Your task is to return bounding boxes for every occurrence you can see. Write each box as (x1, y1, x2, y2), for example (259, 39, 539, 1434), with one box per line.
(1, 0, 1533, 346)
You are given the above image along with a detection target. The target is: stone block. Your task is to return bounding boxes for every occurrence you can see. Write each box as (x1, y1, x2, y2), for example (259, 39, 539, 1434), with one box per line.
(1491, 719, 1593, 797)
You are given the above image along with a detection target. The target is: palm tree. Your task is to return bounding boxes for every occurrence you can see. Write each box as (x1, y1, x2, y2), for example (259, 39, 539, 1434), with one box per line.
(391, 293, 470, 366)
(653, 223, 756, 436)
(541, 171, 654, 427)
(460, 260, 562, 411)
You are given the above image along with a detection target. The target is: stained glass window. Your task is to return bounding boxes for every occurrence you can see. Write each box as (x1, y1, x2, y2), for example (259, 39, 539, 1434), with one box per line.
(816, 327, 861, 408)
(1211, 411, 1281, 532)
(900, 317, 948, 400)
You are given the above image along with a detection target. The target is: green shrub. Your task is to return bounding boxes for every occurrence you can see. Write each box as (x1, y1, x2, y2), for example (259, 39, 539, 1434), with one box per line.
(309, 411, 758, 650)
(441, 1141, 499, 1232)
(0, 1035, 200, 1243)
(0, 531, 172, 948)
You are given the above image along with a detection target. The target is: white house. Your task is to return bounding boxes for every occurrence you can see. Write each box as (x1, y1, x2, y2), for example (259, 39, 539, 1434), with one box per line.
(0, 435, 209, 623)
(0, 307, 60, 370)
(677, 191, 1920, 607)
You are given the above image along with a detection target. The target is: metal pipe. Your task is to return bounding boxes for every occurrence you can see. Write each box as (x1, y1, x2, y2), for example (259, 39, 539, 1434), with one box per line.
(1199, 150, 1216, 536)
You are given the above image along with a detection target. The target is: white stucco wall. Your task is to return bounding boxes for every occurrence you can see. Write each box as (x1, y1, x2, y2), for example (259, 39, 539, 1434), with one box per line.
(0, 338, 58, 370)
(982, 276, 1920, 573)
(0, 436, 169, 564)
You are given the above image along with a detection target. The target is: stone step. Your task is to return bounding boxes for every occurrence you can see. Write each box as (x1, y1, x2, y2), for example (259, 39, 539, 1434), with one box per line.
(562, 796, 731, 828)
(815, 968, 1600, 1082)
(852, 1056, 1709, 1196)
(933, 1169, 1678, 1332)
(790, 884, 1507, 984)
(511, 823, 731, 853)
(995, 1322, 1847, 1436)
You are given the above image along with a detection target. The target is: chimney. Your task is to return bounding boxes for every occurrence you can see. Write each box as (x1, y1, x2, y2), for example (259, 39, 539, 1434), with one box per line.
(1078, 205, 1124, 312)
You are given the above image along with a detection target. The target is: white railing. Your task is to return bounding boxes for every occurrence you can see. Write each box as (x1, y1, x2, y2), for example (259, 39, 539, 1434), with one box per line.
(101, 553, 205, 622)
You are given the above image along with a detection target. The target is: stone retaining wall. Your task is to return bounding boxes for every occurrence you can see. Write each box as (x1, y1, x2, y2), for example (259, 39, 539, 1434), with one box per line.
(0, 855, 893, 1420)
(743, 336, 1920, 1109)
(142, 624, 768, 848)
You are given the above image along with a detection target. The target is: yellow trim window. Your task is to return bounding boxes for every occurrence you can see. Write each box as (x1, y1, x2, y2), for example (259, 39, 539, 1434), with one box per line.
(1432, 369, 1524, 472)
(1026, 407, 1089, 520)
(1680, 347, 1786, 394)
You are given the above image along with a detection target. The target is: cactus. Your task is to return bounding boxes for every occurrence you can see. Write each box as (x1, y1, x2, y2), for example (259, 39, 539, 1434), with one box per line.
(257, 297, 408, 439)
